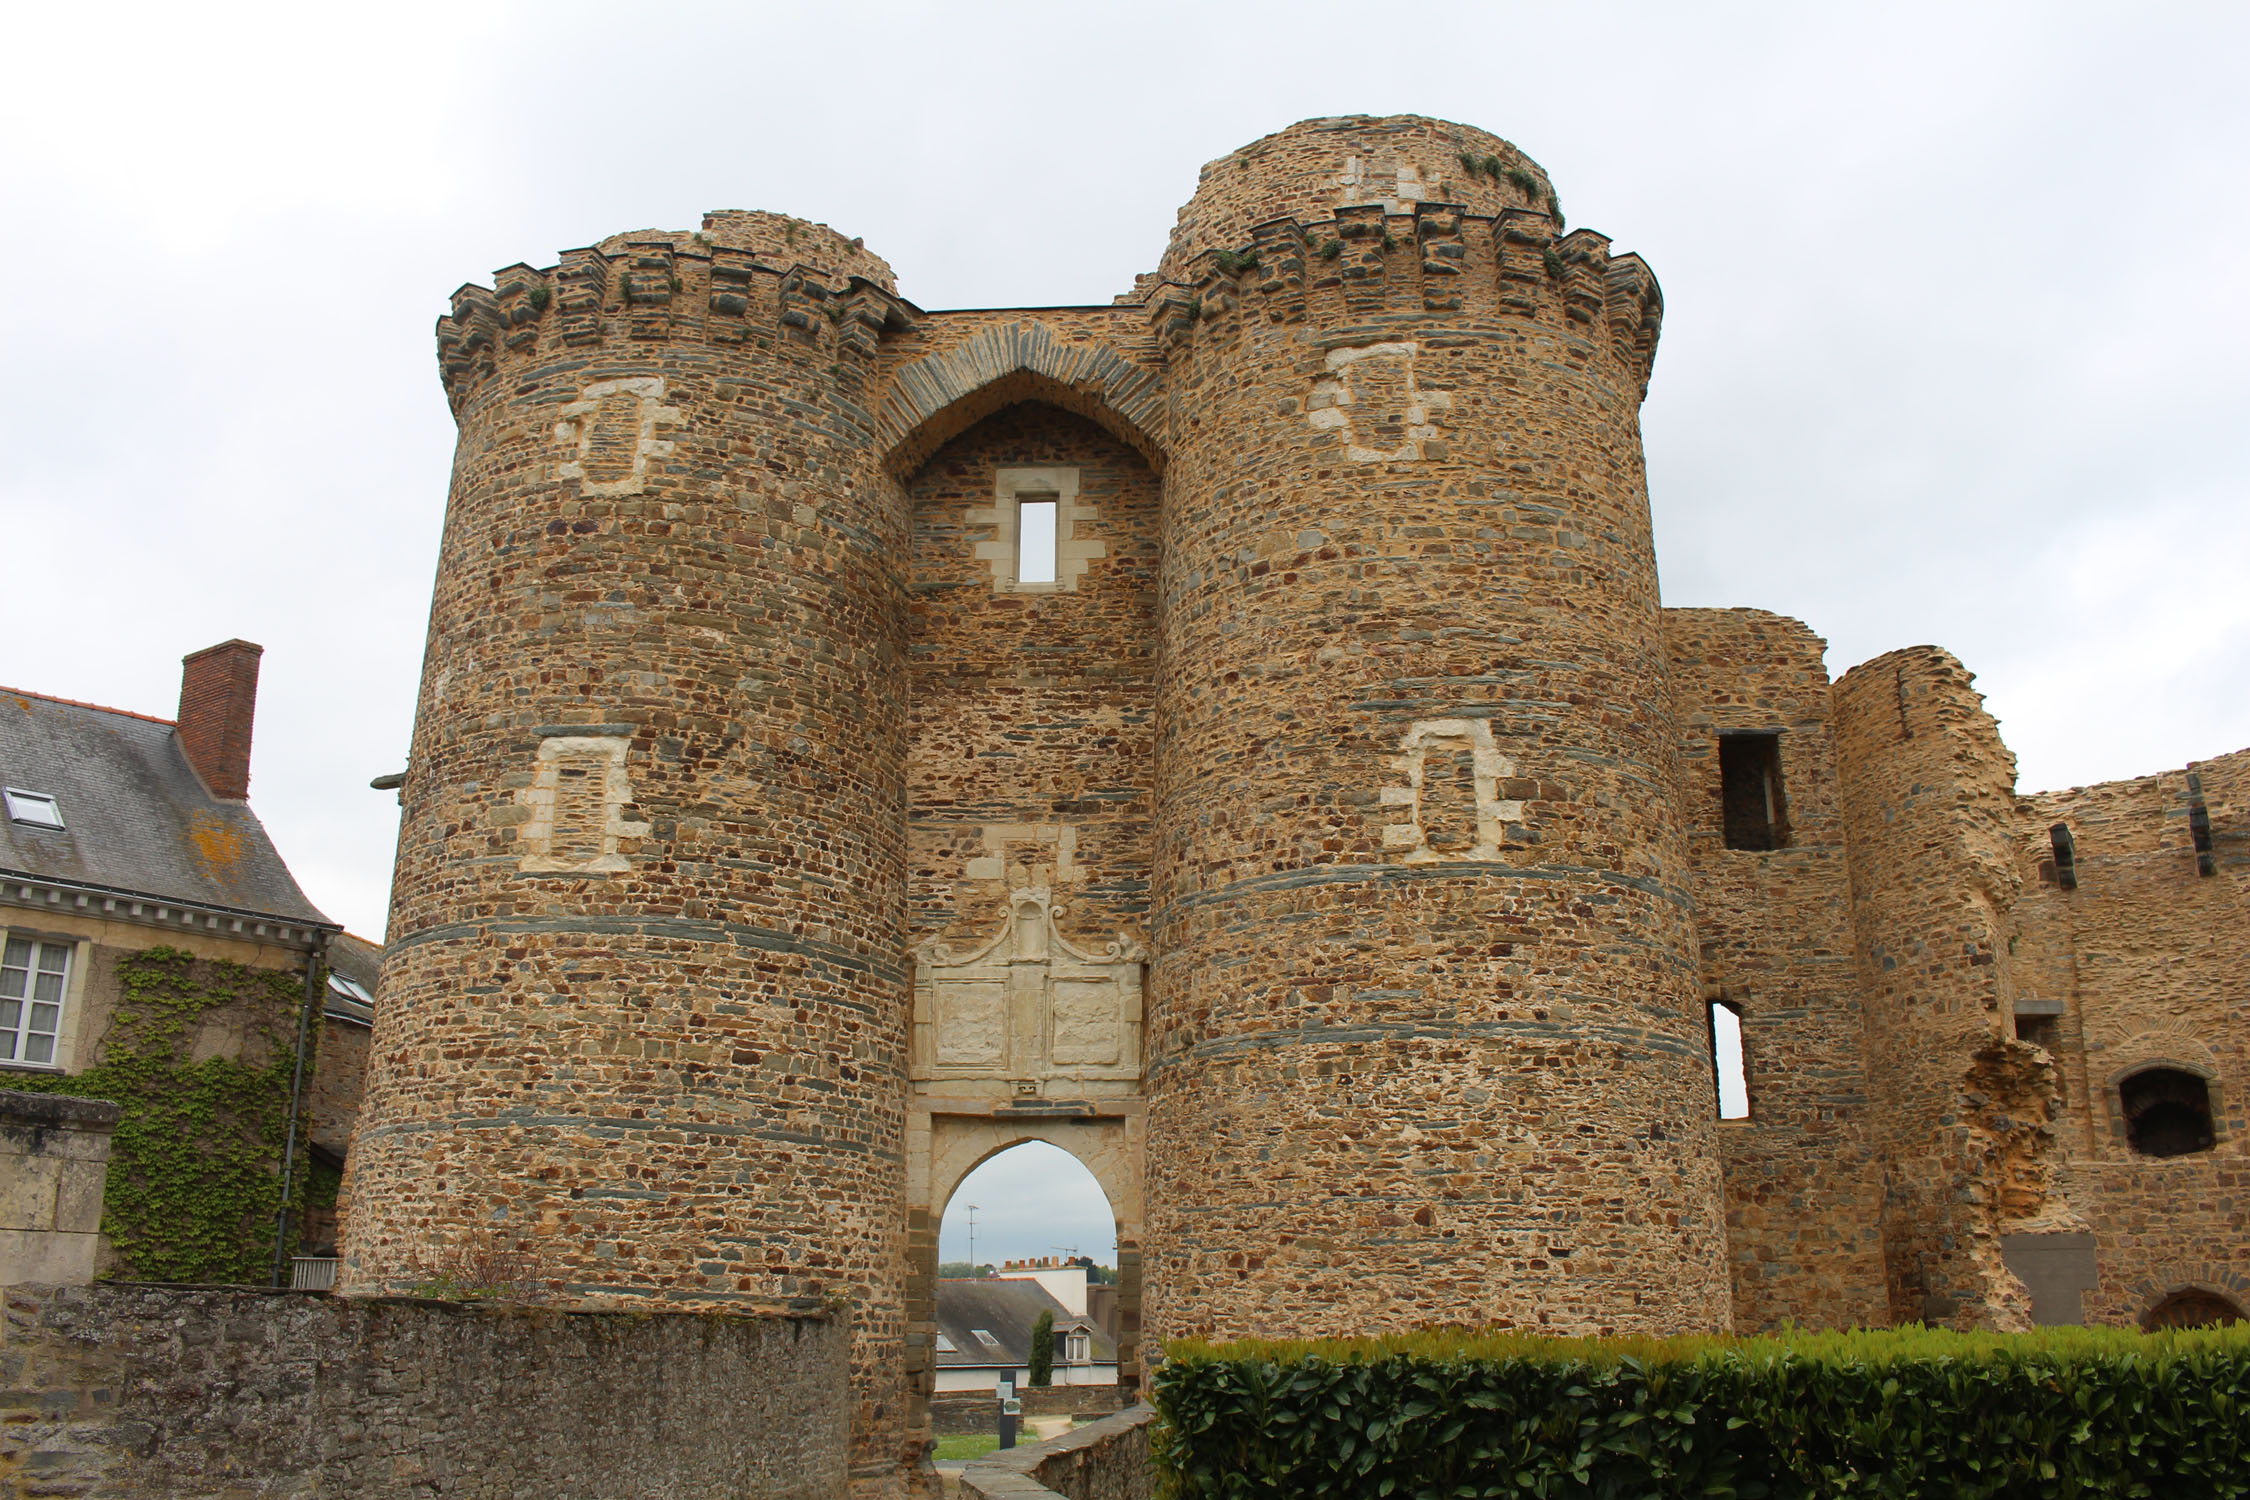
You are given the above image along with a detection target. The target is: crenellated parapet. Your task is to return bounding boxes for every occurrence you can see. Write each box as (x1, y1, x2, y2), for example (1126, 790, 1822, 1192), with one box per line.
(434, 237, 918, 416)
(1138, 203, 1662, 397)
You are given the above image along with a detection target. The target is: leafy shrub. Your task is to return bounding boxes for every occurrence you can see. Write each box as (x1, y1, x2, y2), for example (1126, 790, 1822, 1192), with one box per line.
(1151, 1323, 2250, 1499)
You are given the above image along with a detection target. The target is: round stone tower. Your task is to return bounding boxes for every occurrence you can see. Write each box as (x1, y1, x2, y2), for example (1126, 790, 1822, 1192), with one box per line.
(1142, 116, 1732, 1339)
(340, 212, 916, 1483)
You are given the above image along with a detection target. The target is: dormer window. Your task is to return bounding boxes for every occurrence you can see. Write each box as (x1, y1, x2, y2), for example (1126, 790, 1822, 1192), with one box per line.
(1066, 1330, 1090, 1362)
(3, 788, 62, 829)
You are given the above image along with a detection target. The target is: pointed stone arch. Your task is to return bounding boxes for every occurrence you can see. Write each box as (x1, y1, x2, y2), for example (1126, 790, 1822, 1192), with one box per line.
(879, 321, 1167, 476)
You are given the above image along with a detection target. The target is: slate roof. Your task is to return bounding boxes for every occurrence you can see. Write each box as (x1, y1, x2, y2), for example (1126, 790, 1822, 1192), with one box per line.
(0, 687, 330, 926)
(934, 1278, 1117, 1368)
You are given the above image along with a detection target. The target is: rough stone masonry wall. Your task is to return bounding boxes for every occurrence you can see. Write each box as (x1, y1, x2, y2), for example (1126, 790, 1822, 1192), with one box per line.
(1142, 116, 1729, 1344)
(958, 1404, 1153, 1500)
(1832, 647, 2065, 1328)
(346, 214, 918, 1489)
(2010, 746, 2250, 1326)
(1662, 610, 1888, 1330)
(905, 401, 1160, 947)
(0, 1284, 847, 1500)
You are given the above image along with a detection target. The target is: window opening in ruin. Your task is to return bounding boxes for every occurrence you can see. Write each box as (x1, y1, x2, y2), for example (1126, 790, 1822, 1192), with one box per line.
(1719, 733, 1788, 851)
(0, 936, 73, 1066)
(2015, 1014, 2061, 1052)
(2141, 1288, 2246, 1330)
(2119, 1067, 2216, 1158)
(1017, 495, 1058, 585)
(1708, 1000, 1749, 1119)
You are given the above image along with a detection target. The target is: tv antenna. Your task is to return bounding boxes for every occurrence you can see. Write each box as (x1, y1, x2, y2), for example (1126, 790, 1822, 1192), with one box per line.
(966, 1204, 979, 1270)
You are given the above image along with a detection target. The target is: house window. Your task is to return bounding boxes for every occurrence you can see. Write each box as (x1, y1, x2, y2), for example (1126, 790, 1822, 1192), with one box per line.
(972, 1329, 1002, 1350)
(935, 1334, 957, 1353)
(1708, 1000, 1749, 1119)
(1718, 733, 1788, 851)
(2119, 1067, 2216, 1157)
(1066, 1331, 1090, 1362)
(1017, 494, 1059, 585)
(0, 937, 73, 1066)
(3, 788, 63, 829)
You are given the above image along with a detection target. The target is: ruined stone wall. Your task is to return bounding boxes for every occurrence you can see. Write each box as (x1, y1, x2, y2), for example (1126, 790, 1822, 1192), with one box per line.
(1832, 648, 2063, 1329)
(1662, 609, 1888, 1330)
(905, 402, 1160, 946)
(0, 1284, 846, 1499)
(2010, 747, 2250, 1326)
(1142, 117, 1728, 1343)
(345, 221, 918, 1488)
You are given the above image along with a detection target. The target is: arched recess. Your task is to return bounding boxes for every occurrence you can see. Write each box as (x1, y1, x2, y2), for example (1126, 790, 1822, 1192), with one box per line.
(903, 1111, 1146, 1434)
(2103, 1037, 2226, 1158)
(879, 321, 1166, 477)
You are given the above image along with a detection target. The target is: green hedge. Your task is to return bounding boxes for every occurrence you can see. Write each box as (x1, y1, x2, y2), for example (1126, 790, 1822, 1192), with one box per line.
(1151, 1323, 2250, 1499)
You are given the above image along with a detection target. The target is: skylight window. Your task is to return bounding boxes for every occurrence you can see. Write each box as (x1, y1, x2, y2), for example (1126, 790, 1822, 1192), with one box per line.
(935, 1334, 957, 1353)
(3, 789, 62, 829)
(327, 974, 375, 1005)
(972, 1329, 1002, 1348)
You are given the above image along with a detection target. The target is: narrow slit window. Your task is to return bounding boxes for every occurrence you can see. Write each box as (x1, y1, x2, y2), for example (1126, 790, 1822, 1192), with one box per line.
(1719, 732, 1788, 851)
(1709, 1000, 1749, 1119)
(0, 936, 73, 1067)
(1017, 494, 1058, 585)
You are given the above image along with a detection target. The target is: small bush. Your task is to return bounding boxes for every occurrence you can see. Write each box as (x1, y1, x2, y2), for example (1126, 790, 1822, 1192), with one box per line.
(1152, 1323, 2250, 1499)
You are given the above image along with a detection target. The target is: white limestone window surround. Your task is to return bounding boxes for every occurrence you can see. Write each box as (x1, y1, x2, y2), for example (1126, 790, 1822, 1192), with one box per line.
(553, 376, 683, 497)
(1380, 718, 1523, 863)
(1305, 341, 1454, 463)
(516, 734, 652, 875)
(0, 933, 88, 1071)
(964, 822, 1080, 888)
(971, 467, 1102, 593)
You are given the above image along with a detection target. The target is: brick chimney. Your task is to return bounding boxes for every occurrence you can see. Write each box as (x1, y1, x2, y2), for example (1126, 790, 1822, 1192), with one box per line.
(176, 640, 264, 802)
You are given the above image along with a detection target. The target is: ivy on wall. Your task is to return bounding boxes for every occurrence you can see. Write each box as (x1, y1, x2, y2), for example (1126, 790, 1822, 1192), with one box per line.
(9, 945, 317, 1283)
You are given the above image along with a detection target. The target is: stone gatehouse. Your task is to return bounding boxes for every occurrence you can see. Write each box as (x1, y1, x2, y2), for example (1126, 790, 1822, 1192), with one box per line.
(335, 114, 2248, 1496)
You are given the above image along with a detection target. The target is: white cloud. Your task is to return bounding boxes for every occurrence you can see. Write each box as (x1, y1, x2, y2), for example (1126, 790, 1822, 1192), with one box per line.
(939, 1142, 1117, 1267)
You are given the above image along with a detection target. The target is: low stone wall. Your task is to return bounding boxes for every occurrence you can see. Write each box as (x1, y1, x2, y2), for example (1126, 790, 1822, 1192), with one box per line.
(0, 1283, 848, 1499)
(931, 1384, 1130, 1435)
(959, 1404, 1153, 1500)
(0, 1091, 120, 1287)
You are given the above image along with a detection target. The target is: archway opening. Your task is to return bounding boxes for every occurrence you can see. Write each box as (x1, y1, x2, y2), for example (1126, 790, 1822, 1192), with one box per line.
(2120, 1067, 2216, 1158)
(935, 1141, 1124, 1402)
(2142, 1288, 2246, 1330)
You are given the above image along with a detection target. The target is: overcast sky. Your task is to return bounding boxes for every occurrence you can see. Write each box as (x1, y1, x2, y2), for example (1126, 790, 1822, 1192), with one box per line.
(3, 0, 2243, 954)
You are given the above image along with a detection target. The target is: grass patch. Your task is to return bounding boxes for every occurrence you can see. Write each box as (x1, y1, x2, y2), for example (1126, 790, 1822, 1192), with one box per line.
(933, 1433, 1001, 1463)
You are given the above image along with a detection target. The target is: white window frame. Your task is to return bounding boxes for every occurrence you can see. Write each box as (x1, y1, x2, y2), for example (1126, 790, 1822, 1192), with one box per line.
(1066, 1330, 1090, 1363)
(3, 788, 63, 829)
(0, 931, 87, 1072)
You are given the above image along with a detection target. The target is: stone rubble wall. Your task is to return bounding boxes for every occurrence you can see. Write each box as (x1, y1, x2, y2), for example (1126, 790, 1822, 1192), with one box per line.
(958, 1404, 1153, 1500)
(0, 1284, 847, 1500)
(1833, 647, 2059, 1329)
(2010, 746, 2250, 1326)
(0, 1093, 119, 1287)
(1661, 610, 1890, 1330)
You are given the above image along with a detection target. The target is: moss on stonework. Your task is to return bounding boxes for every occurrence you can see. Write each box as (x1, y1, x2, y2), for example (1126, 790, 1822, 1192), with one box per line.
(8, 945, 317, 1284)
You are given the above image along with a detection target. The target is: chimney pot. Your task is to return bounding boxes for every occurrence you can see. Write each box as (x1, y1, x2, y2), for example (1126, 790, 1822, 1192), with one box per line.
(177, 640, 264, 801)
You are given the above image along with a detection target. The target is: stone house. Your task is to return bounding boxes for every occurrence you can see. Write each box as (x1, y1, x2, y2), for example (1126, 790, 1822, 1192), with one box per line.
(0, 640, 360, 1283)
